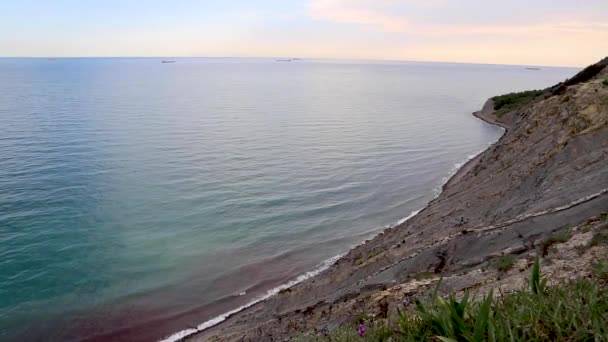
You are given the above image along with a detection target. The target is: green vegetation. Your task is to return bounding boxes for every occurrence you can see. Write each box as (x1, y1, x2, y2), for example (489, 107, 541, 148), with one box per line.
(303, 257, 608, 342)
(539, 230, 571, 256)
(549, 57, 608, 95)
(580, 224, 593, 233)
(602, 79, 608, 87)
(590, 230, 608, 247)
(492, 90, 544, 117)
(573, 227, 607, 255)
(493, 255, 516, 273)
(594, 258, 608, 281)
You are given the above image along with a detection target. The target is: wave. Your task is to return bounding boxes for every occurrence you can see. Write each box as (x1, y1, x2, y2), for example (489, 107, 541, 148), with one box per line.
(396, 209, 421, 225)
(158, 147, 495, 342)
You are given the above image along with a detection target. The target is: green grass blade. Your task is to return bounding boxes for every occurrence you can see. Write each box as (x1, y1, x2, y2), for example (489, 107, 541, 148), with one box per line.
(437, 337, 458, 342)
(473, 289, 493, 342)
(531, 255, 541, 294)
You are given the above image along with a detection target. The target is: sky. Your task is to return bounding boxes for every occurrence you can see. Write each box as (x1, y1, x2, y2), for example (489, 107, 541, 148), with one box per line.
(1, 0, 607, 67)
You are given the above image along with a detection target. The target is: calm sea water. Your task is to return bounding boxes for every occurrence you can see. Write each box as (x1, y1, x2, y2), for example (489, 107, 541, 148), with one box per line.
(0, 58, 577, 341)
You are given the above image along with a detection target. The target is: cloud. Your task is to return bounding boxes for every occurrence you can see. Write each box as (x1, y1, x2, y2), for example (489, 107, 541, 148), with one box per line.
(309, 0, 608, 36)
(309, 0, 409, 32)
(305, 0, 608, 66)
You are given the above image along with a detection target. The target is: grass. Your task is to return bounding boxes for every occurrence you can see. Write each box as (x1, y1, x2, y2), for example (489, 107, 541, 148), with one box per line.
(493, 255, 516, 273)
(301, 257, 608, 342)
(590, 230, 608, 247)
(492, 90, 544, 117)
(593, 258, 608, 281)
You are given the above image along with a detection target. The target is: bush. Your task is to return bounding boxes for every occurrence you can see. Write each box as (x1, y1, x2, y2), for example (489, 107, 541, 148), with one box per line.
(493, 255, 516, 273)
(603, 79, 608, 87)
(492, 90, 544, 117)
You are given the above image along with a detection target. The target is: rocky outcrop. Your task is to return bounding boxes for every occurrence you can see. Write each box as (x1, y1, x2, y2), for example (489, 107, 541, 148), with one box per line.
(187, 60, 608, 342)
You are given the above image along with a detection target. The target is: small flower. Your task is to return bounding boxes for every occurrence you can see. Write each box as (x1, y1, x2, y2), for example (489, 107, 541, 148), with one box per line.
(356, 322, 366, 336)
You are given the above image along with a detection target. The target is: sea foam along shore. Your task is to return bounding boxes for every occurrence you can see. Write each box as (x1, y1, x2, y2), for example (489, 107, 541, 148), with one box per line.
(159, 112, 505, 342)
(158, 153, 494, 342)
(159, 209, 424, 342)
(159, 252, 347, 342)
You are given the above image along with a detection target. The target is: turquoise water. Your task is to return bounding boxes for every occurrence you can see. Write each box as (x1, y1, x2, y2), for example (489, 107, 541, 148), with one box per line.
(0, 58, 577, 341)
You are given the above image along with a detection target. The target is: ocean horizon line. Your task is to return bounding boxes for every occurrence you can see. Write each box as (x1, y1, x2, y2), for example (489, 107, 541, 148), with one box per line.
(0, 56, 584, 69)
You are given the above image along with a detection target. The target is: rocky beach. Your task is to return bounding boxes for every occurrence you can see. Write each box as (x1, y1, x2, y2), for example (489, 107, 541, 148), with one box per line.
(178, 58, 608, 341)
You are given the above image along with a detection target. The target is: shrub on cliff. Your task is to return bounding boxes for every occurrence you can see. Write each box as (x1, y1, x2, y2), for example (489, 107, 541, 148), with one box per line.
(493, 255, 516, 273)
(492, 90, 544, 117)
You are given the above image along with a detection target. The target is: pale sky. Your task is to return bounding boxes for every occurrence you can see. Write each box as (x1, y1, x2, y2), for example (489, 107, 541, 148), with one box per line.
(2, 0, 607, 67)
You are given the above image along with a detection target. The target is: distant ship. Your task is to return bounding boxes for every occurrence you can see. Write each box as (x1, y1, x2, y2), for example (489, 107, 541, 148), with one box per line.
(525, 67, 541, 71)
(276, 58, 301, 62)
(161, 60, 176, 64)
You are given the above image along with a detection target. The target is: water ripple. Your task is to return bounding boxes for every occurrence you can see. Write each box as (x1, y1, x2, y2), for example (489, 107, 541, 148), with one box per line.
(0, 58, 578, 342)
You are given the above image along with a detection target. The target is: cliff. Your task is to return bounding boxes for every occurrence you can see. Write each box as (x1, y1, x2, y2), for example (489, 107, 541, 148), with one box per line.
(187, 59, 608, 341)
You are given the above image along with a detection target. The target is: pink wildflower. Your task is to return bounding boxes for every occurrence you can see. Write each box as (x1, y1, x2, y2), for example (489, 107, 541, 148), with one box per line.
(357, 322, 366, 336)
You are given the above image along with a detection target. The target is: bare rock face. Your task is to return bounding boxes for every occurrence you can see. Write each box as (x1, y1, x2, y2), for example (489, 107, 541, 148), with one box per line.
(187, 61, 608, 342)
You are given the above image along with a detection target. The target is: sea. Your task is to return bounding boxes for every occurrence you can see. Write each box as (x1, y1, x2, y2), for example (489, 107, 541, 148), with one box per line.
(0, 58, 578, 341)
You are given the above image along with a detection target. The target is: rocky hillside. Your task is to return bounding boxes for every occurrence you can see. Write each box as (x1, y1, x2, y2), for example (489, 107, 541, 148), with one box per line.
(187, 59, 608, 341)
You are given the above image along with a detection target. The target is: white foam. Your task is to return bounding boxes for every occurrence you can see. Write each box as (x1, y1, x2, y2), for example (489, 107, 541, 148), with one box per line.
(397, 209, 421, 225)
(158, 253, 346, 342)
(158, 208, 424, 342)
(432, 146, 492, 198)
(159, 148, 494, 342)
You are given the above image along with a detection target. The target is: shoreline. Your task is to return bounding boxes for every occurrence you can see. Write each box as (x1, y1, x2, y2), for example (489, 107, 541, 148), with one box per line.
(443, 100, 508, 190)
(167, 57, 608, 341)
(471, 98, 511, 131)
(160, 210, 424, 342)
(161, 102, 508, 342)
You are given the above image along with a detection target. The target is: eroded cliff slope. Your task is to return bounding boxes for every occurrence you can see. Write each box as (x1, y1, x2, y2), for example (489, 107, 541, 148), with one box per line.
(188, 59, 608, 342)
